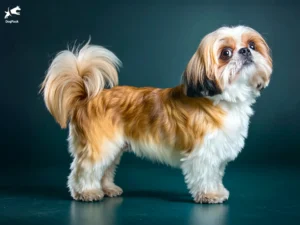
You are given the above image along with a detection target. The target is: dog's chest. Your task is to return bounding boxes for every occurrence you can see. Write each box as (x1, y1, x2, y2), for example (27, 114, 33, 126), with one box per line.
(200, 101, 253, 162)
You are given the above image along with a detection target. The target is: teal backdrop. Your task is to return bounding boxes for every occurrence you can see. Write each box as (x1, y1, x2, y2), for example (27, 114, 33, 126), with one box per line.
(1, 1, 300, 225)
(1, 0, 300, 169)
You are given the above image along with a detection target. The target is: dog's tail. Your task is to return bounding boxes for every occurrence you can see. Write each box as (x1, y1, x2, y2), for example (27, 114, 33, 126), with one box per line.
(40, 41, 121, 128)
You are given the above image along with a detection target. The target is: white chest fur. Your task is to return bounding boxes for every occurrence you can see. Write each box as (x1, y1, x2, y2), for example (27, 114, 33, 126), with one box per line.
(180, 99, 255, 200)
(217, 100, 254, 162)
(185, 99, 254, 168)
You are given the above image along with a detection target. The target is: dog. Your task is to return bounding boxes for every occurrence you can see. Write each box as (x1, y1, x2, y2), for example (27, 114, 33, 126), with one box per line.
(41, 26, 272, 203)
(4, 6, 21, 19)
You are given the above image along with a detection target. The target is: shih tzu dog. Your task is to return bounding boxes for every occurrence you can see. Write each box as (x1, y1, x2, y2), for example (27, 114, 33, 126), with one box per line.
(41, 26, 272, 203)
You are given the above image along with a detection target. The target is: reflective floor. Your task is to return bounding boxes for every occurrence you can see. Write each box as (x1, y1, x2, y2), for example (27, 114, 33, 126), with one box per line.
(1, 164, 300, 225)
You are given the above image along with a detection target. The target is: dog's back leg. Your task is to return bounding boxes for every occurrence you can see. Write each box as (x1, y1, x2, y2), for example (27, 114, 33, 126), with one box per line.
(67, 136, 123, 202)
(101, 151, 123, 197)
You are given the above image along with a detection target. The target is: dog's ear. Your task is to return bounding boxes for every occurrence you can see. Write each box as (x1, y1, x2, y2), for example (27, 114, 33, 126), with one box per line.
(183, 72, 221, 97)
(182, 48, 221, 97)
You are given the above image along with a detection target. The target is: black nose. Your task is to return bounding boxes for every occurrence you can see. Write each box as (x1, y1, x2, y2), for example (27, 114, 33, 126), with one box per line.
(239, 47, 251, 57)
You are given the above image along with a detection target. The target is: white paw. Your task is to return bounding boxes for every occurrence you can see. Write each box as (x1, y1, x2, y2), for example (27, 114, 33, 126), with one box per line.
(103, 184, 123, 197)
(72, 189, 104, 202)
(194, 190, 229, 204)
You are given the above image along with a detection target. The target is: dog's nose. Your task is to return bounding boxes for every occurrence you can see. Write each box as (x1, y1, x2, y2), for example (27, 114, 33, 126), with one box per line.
(238, 48, 251, 57)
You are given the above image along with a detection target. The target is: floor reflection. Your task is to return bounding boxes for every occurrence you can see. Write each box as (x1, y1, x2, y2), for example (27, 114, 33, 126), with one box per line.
(69, 193, 228, 225)
(70, 197, 123, 225)
(189, 204, 229, 225)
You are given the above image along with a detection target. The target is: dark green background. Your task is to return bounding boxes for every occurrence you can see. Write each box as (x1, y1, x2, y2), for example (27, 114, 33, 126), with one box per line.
(2, 0, 299, 169)
(1, 1, 300, 224)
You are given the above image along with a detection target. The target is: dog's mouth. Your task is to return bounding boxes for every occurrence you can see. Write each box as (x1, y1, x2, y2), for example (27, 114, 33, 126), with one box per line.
(235, 59, 254, 76)
(243, 58, 253, 66)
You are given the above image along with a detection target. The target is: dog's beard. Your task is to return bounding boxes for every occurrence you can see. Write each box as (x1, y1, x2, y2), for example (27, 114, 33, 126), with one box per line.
(224, 54, 270, 88)
(220, 57, 254, 86)
(216, 56, 268, 102)
(233, 58, 271, 98)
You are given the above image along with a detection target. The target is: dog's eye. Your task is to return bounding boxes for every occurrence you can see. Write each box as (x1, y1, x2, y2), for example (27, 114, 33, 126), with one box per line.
(249, 41, 256, 50)
(220, 48, 233, 60)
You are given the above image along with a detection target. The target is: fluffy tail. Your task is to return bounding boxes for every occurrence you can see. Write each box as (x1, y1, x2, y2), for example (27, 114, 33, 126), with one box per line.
(40, 42, 122, 128)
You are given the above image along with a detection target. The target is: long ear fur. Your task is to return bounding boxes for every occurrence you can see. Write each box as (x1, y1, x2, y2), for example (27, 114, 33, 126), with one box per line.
(182, 36, 222, 97)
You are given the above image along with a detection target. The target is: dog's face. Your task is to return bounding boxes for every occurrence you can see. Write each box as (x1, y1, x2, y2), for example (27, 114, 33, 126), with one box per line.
(183, 26, 272, 100)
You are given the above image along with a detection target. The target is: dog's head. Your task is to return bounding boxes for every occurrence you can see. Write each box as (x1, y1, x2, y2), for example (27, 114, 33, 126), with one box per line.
(183, 26, 272, 101)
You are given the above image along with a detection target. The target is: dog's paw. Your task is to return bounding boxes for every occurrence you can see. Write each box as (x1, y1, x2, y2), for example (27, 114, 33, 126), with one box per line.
(103, 184, 123, 197)
(194, 190, 229, 204)
(73, 189, 104, 202)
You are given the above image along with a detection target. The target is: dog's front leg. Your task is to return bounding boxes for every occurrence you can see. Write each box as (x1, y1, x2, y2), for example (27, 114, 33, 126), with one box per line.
(181, 155, 229, 204)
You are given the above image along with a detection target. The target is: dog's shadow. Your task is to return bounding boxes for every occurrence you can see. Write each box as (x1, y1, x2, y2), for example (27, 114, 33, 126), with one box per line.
(123, 190, 192, 203)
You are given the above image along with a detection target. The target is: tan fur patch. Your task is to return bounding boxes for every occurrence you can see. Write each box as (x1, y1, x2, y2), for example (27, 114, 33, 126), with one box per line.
(70, 85, 225, 157)
(241, 31, 272, 68)
(184, 33, 223, 92)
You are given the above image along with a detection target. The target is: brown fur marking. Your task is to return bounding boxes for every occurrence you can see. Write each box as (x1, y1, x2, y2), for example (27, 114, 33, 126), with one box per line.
(70, 85, 225, 159)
